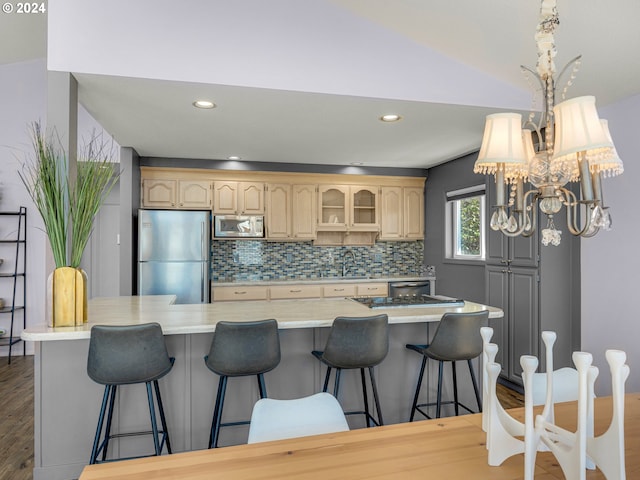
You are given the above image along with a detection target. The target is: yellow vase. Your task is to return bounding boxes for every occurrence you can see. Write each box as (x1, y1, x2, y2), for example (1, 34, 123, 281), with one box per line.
(48, 267, 87, 327)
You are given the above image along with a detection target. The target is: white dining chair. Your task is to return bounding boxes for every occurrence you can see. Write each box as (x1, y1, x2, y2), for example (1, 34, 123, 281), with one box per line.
(247, 392, 349, 444)
(531, 366, 581, 405)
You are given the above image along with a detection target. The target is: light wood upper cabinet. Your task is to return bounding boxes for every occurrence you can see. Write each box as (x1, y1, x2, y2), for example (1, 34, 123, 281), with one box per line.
(142, 179, 212, 210)
(350, 185, 379, 230)
(317, 185, 348, 230)
(143, 179, 213, 209)
(178, 180, 212, 208)
(213, 181, 264, 214)
(142, 179, 177, 208)
(239, 182, 265, 214)
(140, 167, 424, 241)
(404, 186, 424, 239)
(213, 182, 238, 214)
(317, 185, 379, 232)
(291, 184, 316, 239)
(266, 184, 316, 240)
(266, 184, 291, 239)
(380, 187, 403, 240)
(380, 186, 424, 240)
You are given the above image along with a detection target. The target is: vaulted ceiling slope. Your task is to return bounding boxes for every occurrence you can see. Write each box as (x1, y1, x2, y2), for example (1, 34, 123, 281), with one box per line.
(5, 0, 640, 168)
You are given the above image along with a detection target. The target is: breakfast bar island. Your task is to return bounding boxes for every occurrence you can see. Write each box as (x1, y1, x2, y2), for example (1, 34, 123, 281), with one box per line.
(22, 295, 503, 480)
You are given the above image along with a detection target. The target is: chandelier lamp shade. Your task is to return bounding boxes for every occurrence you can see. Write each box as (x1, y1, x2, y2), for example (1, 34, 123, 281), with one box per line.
(474, 0, 623, 246)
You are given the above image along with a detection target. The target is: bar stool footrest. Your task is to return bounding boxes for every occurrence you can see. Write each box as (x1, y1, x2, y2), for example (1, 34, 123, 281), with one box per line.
(414, 400, 478, 419)
(344, 409, 381, 427)
(107, 429, 169, 440)
(93, 430, 170, 464)
(93, 451, 169, 464)
(220, 420, 251, 428)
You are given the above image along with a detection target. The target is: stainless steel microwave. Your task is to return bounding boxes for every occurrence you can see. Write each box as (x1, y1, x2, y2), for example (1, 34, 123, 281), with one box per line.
(213, 215, 264, 238)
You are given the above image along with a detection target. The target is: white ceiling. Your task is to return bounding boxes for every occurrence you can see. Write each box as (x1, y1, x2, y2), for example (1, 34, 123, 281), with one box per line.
(3, 0, 640, 170)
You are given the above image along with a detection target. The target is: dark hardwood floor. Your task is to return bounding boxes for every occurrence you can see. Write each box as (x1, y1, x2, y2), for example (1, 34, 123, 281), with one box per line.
(0, 355, 523, 480)
(495, 382, 525, 409)
(0, 355, 34, 480)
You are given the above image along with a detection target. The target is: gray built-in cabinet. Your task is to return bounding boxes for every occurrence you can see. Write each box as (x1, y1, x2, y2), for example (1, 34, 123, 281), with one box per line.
(422, 152, 580, 389)
(486, 226, 539, 383)
(485, 181, 580, 387)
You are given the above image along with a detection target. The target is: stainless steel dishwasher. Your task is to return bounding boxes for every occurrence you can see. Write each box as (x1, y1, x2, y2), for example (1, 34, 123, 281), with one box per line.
(388, 280, 431, 298)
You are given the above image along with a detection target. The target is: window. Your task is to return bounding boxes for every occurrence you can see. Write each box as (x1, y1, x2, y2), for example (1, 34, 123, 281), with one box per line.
(445, 186, 486, 261)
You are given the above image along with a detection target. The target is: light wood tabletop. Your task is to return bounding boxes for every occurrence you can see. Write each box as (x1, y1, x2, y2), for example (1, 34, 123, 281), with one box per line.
(79, 394, 640, 479)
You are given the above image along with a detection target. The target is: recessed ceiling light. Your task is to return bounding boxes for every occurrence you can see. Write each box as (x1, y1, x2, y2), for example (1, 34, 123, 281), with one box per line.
(350, 162, 364, 166)
(193, 100, 216, 109)
(380, 114, 401, 122)
(227, 156, 242, 160)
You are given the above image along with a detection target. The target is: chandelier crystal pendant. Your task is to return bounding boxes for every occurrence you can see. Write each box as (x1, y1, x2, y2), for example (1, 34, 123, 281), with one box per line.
(474, 0, 623, 246)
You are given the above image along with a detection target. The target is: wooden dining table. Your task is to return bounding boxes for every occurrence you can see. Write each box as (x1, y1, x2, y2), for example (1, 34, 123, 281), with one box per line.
(79, 393, 640, 479)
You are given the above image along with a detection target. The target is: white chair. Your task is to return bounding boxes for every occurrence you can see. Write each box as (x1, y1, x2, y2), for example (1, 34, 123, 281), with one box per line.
(531, 367, 580, 405)
(247, 392, 349, 444)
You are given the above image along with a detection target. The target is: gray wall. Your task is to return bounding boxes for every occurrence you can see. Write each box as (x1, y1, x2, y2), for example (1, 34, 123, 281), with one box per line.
(119, 147, 140, 295)
(424, 153, 486, 303)
(0, 59, 47, 355)
(582, 94, 640, 395)
(0, 60, 124, 353)
(141, 157, 428, 178)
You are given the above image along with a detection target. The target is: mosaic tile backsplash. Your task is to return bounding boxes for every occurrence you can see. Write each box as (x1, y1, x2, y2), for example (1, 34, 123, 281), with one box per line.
(211, 240, 424, 282)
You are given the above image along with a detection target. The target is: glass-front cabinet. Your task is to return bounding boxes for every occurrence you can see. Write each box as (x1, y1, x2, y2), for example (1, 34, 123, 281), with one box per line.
(349, 186, 379, 231)
(317, 185, 379, 231)
(318, 185, 348, 231)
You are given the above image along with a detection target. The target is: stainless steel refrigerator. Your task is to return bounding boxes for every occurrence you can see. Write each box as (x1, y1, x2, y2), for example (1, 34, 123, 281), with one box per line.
(138, 209, 210, 304)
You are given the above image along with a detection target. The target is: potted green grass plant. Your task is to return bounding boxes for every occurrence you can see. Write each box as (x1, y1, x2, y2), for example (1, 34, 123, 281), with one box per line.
(19, 122, 119, 326)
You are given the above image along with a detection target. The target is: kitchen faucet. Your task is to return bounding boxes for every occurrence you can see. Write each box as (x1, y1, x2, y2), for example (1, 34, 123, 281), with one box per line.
(341, 249, 356, 277)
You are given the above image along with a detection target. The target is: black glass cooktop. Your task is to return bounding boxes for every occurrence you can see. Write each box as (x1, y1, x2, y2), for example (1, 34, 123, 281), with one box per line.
(351, 295, 464, 309)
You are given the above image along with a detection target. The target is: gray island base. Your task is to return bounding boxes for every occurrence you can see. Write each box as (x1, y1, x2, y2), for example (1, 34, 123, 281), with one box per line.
(23, 295, 503, 480)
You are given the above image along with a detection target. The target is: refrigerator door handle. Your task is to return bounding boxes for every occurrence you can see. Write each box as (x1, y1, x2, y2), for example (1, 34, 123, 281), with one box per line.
(201, 263, 205, 303)
(201, 221, 206, 260)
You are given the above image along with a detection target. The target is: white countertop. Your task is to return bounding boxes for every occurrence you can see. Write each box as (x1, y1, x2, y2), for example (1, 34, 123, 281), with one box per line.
(21, 295, 502, 342)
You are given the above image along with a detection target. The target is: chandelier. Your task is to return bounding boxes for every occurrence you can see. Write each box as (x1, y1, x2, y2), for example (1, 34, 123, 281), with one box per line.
(474, 0, 623, 246)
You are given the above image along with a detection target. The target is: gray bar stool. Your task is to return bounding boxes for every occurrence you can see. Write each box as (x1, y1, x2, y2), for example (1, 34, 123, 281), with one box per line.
(205, 319, 280, 448)
(312, 314, 389, 427)
(406, 310, 488, 420)
(87, 323, 174, 464)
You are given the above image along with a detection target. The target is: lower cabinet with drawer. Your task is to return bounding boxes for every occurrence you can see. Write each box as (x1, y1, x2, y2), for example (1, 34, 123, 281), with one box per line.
(212, 281, 389, 302)
(322, 284, 358, 298)
(356, 282, 388, 297)
(212, 286, 269, 301)
(269, 285, 323, 300)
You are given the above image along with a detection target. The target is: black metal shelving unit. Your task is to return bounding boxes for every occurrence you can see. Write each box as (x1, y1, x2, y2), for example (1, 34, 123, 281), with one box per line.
(0, 207, 27, 364)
